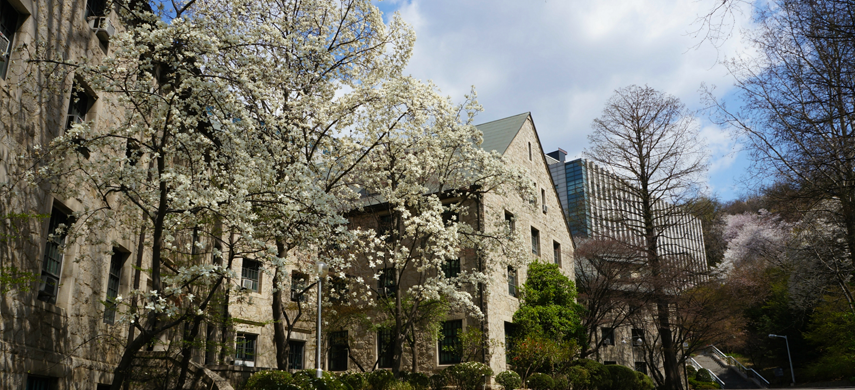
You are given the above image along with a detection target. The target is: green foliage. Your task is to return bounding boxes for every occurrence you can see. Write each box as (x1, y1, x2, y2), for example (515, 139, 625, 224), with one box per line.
(685, 365, 696, 377)
(443, 362, 493, 390)
(635, 372, 654, 390)
(428, 374, 446, 390)
(495, 371, 522, 390)
(513, 262, 585, 344)
(802, 294, 855, 380)
(404, 372, 429, 390)
(290, 370, 350, 390)
(565, 359, 610, 390)
(604, 365, 638, 390)
(526, 373, 553, 390)
(688, 377, 720, 389)
(695, 368, 713, 382)
(244, 370, 296, 390)
(551, 376, 569, 390)
(366, 370, 397, 390)
(508, 335, 578, 380)
(340, 372, 368, 390)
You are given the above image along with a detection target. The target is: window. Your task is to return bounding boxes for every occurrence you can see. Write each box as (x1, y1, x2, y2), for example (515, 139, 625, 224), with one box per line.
(378, 214, 394, 242)
(528, 142, 532, 161)
(438, 320, 462, 365)
(504, 322, 518, 363)
(328, 274, 349, 305)
(328, 330, 348, 371)
(67, 81, 93, 158)
(241, 259, 260, 292)
(553, 241, 561, 265)
(85, 0, 108, 17)
(235, 333, 257, 367)
(38, 206, 72, 304)
(288, 340, 304, 370)
(504, 211, 515, 234)
(442, 258, 460, 278)
(541, 188, 546, 207)
(290, 271, 307, 302)
(442, 207, 458, 227)
(634, 362, 648, 374)
(632, 328, 645, 346)
(507, 266, 517, 298)
(0, 0, 21, 79)
(378, 267, 396, 298)
(601, 327, 615, 346)
(377, 328, 394, 368)
(104, 248, 127, 324)
(26, 376, 57, 390)
(531, 227, 540, 255)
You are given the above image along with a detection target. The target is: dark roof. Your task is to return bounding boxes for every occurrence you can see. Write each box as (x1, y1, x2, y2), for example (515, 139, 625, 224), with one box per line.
(476, 112, 530, 155)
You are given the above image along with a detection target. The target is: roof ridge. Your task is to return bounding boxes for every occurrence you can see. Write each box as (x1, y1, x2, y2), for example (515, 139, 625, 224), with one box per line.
(474, 111, 530, 127)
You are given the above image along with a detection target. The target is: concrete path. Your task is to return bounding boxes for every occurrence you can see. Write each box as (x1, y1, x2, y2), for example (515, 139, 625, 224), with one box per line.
(693, 354, 759, 389)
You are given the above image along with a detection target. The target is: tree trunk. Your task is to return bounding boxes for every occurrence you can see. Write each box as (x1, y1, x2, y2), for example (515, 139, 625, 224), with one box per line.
(273, 265, 291, 370)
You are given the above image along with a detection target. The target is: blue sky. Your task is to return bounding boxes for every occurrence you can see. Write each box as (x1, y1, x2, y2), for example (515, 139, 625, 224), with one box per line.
(373, 0, 757, 201)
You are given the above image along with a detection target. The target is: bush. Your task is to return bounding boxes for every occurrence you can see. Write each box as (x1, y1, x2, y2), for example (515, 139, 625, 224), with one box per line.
(366, 370, 397, 390)
(406, 372, 430, 390)
(551, 376, 569, 390)
(444, 362, 493, 390)
(290, 369, 349, 390)
(387, 380, 413, 390)
(428, 374, 446, 390)
(635, 372, 654, 390)
(695, 368, 713, 383)
(604, 365, 638, 390)
(685, 365, 697, 378)
(567, 359, 610, 390)
(495, 371, 522, 390)
(341, 372, 368, 390)
(526, 373, 554, 390)
(689, 378, 721, 389)
(244, 370, 296, 390)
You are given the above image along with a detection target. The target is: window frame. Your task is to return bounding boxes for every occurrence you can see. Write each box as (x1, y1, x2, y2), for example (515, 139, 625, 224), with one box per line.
(531, 227, 540, 255)
(504, 211, 515, 234)
(507, 266, 517, 298)
(377, 328, 394, 369)
(601, 327, 615, 346)
(553, 241, 561, 266)
(0, 0, 22, 80)
(103, 248, 128, 324)
(38, 206, 72, 304)
(288, 340, 305, 370)
(378, 267, 396, 298)
(290, 271, 307, 302)
(442, 258, 460, 279)
(241, 258, 260, 293)
(438, 319, 463, 365)
(328, 330, 348, 371)
(235, 333, 258, 367)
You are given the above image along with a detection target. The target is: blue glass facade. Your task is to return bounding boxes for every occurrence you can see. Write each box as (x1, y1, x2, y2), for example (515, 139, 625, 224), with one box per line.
(564, 159, 590, 238)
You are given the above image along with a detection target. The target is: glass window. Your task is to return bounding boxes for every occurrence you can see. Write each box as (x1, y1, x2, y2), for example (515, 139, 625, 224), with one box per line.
(288, 340, 304, 370)
(632, 328, 645, 346)
(26, 376, 56, 390)
(508, 266, 517, 298)
(84, 0, 107, 18)
(235, 333, 257, 367)
(531, 227, 540, 255)
(377, 328, 394, 368)
(0, 0, 20, 79)
(290, 271, 307, 302)
(104, 248, 127, 324)
(241, 259, 260, 292)
(601, 327, 615, 346)
(328, 330, 348, 371)
(438, 320, 462, 365)
(38, 207, 72, 304)
(504, 211, 515, 234)
(634, 361, 648, 374)
(378, 267, 396, 298)
(442, 258, 460, 278)
(553, 241, 561, 265)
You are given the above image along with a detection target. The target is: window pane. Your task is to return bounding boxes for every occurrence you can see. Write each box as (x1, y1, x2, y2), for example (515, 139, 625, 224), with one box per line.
(288, 340, 304, 370)
(377, 328, 394, 368)
(442, 259, 460, 278)
(242, 259, 260, 292)
(104, 249, 126, 324)
(328, 331, 348, 371)
(39, 207, 71, 304)
(438, 320, 462, 364)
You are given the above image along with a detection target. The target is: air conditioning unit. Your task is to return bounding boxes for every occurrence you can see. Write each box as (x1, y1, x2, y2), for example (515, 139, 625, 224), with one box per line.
(0, 33, 10, 58)
(39, 274, 59, 297)
(241, 278, 254, 290)
(542, 204, 548, 214)
(67, 114, 84, 129)
(88, 16, 115, 40)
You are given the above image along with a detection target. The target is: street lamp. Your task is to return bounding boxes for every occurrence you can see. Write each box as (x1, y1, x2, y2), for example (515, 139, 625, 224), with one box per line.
(769, 334, 795, 386)
(682, 342, 689, 390)
(315, 262, 329, 379)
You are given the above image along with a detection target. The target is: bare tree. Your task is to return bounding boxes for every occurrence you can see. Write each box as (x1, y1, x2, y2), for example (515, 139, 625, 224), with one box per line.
(586, 85, 708, 390)
(705, 0, 855, 275)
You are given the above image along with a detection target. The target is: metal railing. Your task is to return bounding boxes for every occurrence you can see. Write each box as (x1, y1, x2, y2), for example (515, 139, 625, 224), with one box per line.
(709, 345, 770, 387)
(688, 357, 726, 389)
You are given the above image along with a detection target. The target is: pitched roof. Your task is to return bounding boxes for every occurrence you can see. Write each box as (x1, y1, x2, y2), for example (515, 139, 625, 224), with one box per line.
(476, 112, 530, 155)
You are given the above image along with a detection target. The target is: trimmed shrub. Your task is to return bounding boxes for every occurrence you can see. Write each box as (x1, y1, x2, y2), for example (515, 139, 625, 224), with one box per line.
(244, 370, 296, 390)
(686, 365, 697, 377)
(635, 372, 655, 390)
(495, 371, 522, 390)
(429, 374, 446, 390)
(341, 372, 368, 390)
(567, 359, 610, 390)
(290, 369, 349, 390)
(604, 365, 637, 390)
(387, 380, 413, 390)
(366, 370, 397, 390)
(445, 362, 494, 390)
(526, 373, 554, 390)
(695, 368, 713, 383)
(551, 376, 569, 390)
(406, 372, 430, 390)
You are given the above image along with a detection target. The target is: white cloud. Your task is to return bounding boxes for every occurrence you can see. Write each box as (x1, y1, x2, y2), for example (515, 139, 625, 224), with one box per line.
(377, 0, 754, 200)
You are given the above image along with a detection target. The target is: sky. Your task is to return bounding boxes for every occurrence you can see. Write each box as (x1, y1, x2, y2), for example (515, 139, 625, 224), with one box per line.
(373, 0, 757, 201)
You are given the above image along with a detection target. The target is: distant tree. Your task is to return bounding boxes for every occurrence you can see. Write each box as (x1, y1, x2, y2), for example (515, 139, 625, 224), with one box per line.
(586, 84, 708, 390)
